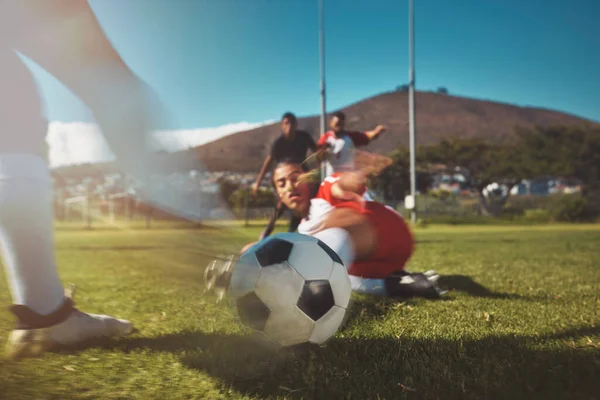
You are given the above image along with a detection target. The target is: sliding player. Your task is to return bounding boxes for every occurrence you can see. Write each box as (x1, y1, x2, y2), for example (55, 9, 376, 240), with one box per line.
(207, 160, 445, 299)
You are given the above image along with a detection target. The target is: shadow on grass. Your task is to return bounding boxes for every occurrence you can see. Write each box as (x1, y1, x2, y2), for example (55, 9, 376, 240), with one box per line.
(57, 326, 600, 400)
(416, 238, 519, 244)
(438, 274, 524, 299)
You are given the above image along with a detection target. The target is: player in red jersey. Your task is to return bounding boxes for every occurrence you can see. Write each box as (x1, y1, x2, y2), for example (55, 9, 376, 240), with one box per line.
(221, 160, 445, 299)
(319, 111, 386, 177)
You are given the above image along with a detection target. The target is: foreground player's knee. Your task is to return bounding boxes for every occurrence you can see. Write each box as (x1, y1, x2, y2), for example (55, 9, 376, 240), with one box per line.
(320, 208, 377, 259)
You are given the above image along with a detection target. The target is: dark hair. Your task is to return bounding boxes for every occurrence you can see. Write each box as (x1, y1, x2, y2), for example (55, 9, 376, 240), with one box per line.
(273, 158, 306, 174)
(331, 111, 346, 121)
(271, 159, 319, 195)
(281, 112, 297, 124)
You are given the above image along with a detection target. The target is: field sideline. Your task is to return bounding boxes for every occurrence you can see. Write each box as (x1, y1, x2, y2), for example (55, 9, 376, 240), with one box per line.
(1, 224, 599, 399)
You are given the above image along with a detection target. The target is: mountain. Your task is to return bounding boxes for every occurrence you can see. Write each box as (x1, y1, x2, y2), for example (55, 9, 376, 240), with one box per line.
(183, 90, 598, 172)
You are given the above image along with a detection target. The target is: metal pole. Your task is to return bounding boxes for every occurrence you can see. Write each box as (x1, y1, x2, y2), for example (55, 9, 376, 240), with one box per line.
(408, 0, 417, 223)
(319, 0, 327, 180)
(244, 186, 250, 227)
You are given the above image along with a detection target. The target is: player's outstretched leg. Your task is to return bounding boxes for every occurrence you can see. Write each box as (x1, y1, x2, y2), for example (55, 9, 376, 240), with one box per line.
(0, 156, 133, 360)
(348, 264, 447, 299)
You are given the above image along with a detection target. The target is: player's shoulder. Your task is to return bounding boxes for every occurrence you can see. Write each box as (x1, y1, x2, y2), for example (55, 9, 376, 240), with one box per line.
(270, 134, 286, 148)
(318, 131, 337, 144)
(296, 129, 312, 137)
(318, 174, 342, 195)
(296, 130, 316, 142)
(272, 133, 286, 143)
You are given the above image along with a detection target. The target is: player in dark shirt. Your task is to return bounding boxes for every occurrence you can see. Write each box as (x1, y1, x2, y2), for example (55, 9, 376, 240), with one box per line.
(251, 112, 318, 240)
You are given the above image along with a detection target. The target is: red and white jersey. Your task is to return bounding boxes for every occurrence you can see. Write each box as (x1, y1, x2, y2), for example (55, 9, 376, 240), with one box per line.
(298, 174, 369, 235)
(318, 131, 369, 177)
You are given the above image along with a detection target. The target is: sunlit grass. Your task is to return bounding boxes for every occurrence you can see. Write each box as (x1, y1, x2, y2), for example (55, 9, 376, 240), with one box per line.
(1, 224, 598, 399)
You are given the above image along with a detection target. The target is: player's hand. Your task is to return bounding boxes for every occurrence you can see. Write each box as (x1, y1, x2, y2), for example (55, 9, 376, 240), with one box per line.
(251, 183, 259, 196)
(339, 171, 368, 194)
(332, 172, 368, 205)
(373, 125, 386, 137)
(241, 242, 257, 254)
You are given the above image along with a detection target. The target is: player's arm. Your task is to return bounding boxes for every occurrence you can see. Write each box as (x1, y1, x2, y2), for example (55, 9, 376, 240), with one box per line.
(314, 132, 335, 161)
(330, 172, 367, 203)
(259, 202, 286, 240)
(348, 125, 386, 147)
(252, 154, 272, 194)
(364, 125, 386, 141)
(306, 132, 318, 154)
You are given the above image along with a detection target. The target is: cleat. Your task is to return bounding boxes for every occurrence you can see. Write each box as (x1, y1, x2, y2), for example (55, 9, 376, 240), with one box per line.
(5, 285, 133, 360)
(385, 271, 446, 299)
(204, 254, 236, 302)
(423, 270, 437, 278)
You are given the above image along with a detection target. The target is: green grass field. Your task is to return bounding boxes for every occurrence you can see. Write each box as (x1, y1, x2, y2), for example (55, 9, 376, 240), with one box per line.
(1, 223, 599, 400)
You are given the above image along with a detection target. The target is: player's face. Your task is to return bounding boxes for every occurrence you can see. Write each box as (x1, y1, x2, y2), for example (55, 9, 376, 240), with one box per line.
(281, 117, 296, 136)
(330, 116, 344, 133)
(273, 164, 311, 215)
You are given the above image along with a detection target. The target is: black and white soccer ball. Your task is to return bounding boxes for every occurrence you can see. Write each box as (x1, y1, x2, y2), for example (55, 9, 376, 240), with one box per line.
(229, 232, 352, 347)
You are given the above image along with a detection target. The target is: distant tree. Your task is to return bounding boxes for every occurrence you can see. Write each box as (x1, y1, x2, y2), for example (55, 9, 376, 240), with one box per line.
(369, 148, 432, 204)
(417, 138, 533, 216)
(514, 125, 600, 220)
(437, 87, 449, 94)
(369, 125, 600, 217)
(514, 125, 600, 189)
(229, 187, 275, 210)
(218, 179, 240, 207)
(396, 84, 409, 92)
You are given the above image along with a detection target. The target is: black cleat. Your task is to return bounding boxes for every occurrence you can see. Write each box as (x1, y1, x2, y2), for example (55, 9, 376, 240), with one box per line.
(385, 270, 447, 299)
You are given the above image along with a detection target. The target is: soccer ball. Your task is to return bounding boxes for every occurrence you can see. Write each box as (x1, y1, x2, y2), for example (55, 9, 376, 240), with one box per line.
(229, 232, 352, 347)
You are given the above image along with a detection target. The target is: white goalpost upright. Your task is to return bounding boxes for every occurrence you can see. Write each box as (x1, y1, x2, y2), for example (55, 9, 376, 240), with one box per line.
(407, 0, 418, 223)
(318, 0, 327, 181)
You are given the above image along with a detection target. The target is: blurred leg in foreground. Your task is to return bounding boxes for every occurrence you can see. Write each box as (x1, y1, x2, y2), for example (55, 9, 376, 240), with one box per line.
(0, 0, 173, 359)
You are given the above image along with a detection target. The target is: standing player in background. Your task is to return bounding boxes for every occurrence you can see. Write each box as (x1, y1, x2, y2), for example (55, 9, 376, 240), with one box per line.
(0, 0, 171, 359)
(252, 112, 318, 240)
(319, 111, 387, 177)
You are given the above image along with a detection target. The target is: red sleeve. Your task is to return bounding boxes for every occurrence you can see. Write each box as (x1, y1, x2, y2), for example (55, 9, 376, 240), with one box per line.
(347, 131, 370, 147)
(316, 174, 365, 212)
(317, 131, 335, 147)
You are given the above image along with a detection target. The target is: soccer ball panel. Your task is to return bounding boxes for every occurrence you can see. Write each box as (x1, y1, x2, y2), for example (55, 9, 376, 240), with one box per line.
(229, 252, 261, 299)
(269, 232, 317, 244)
(264, 306, 315, 347)
(309, 305, 346, 345)
(317, 239, 344, 266)
(287, 242, 334, 281)
(296, 280, 335, 321)
(328, 262, 352, 309)
(255, 238, 294, 267)
(255, 263, 305, 311)
(236, 292, 270, 331)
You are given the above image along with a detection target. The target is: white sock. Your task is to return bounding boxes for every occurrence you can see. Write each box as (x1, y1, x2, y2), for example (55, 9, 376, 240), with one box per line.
(349, 276, 388, 296)
(312, 228, 356, 270)
(0, 154, 64, 315)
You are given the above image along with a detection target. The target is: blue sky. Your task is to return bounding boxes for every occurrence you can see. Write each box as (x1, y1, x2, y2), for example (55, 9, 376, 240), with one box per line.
(27, 0, 600, 131)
